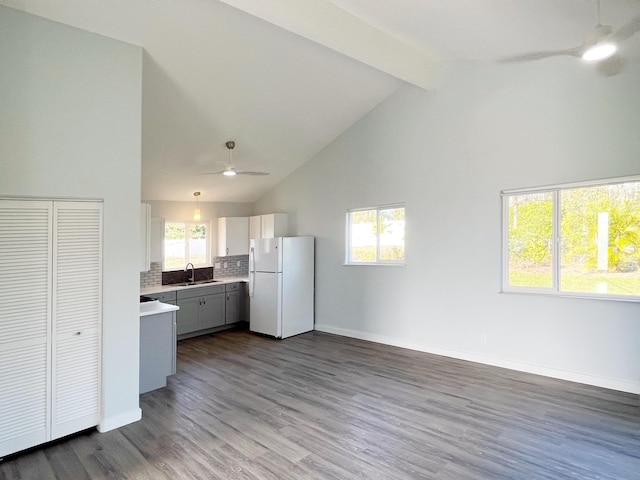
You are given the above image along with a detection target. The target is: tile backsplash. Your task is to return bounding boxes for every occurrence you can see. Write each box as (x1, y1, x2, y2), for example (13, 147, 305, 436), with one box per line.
(214, 255, 249, 278)
(140, 255, 249, 289)
(162, 266, 213, 285)
(140, 262, 162, 288)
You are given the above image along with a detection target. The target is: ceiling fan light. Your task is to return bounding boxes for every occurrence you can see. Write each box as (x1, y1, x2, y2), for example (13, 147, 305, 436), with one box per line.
(582, 42, 617, 62)
(223, 169, 237, 177)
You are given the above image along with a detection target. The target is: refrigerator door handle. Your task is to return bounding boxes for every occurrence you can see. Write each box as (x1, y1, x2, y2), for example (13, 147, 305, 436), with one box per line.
(249, 247, 255, 297)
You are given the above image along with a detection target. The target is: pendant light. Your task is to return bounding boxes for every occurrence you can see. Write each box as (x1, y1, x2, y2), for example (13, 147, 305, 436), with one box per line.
(193, 191, 201, 221)
(224, 141, 237, 176)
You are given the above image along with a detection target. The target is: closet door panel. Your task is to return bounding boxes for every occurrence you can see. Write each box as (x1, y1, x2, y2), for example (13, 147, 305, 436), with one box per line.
(51, 202, 102, 439)
(53, 330, 101, 438)
(0, 200, 51, 457)
(0, 343, 49, 457)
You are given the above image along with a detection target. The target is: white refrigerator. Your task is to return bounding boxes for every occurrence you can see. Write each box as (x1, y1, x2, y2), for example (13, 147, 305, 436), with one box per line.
(249, 236, 314, 338)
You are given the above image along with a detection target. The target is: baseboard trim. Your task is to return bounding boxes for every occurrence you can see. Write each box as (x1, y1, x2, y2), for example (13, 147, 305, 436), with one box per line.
(97, 407, 142, 433)
(314, 324, 640, 395)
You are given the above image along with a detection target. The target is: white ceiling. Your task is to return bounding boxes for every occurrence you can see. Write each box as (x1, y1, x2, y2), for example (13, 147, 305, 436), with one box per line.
(3, 0, 639, 203)
(329, 0, 640, 61)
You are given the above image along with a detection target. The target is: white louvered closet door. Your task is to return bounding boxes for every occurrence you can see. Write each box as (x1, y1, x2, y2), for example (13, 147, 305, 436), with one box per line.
(0, 200, 52, 458)
(51, 202, 102, 440)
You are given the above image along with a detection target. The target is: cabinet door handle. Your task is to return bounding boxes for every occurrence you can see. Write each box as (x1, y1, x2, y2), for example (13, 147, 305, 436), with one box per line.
(226, 247, 229, 255)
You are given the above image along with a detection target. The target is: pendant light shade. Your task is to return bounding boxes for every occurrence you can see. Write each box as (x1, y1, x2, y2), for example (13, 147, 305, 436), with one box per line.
(193, 191, 201, 221)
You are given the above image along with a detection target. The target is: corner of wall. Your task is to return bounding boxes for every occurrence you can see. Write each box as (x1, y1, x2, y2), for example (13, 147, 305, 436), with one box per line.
(98, 408, 142, 433)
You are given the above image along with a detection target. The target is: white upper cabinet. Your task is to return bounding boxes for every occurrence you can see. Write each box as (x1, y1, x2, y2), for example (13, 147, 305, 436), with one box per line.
(261, 213, 288, 238)
(249, 214, 288, 242)
(140, 203, 151, 272)
(249, 215, 262, 242)
(150, 217, 164, 263)
(218, 217, 249, 256)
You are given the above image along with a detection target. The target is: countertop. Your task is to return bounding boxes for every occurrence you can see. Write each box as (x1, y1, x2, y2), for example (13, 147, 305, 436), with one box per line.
(141, 276, 248, 296)
(139, 300, 180, 317)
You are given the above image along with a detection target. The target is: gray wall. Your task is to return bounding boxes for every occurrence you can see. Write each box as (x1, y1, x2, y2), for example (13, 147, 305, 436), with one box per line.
(254, 59, 640, 393)
(1, 7, 143, 429)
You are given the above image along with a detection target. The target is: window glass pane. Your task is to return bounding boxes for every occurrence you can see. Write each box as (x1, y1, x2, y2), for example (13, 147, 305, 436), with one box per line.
(379, 207, 405, 261)
(350, 210, 377, 262)
(189, 223, 207, 266)
(165, 222, 186, 270)
(507, 192, 553, 288)
(560, 182, 640, 296)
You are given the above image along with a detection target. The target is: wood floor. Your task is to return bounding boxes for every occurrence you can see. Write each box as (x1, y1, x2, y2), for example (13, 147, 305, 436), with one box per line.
(1, 330, 638, 479)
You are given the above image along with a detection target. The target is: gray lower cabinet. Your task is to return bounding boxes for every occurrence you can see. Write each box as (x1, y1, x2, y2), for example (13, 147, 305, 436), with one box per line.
(225, 283, 242, 325)
(140, 309, 175, 393)
(176, 296, 201, 335)
(143, 290, 178, 375)
(200, 292, 225, 329)
(148, 291, 176, 305)
(176, 284, 225, 336)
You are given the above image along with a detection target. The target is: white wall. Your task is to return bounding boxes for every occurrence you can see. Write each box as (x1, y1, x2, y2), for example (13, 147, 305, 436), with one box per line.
(255, 58, 640, 393)
(1, 7, 143, 429)
(145, 200, 253, 263)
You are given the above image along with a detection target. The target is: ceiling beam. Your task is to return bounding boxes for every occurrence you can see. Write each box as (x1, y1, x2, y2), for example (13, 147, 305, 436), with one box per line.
(219, 0, 439, 90)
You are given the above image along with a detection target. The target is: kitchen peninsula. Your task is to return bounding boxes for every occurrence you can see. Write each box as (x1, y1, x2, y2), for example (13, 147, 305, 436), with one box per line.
(139, 300, 179, 394)
(141, 277, 248, 340)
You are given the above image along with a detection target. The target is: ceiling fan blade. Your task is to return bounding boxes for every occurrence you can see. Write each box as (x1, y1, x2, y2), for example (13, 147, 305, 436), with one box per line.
(197, 169, 269, 176)
(237, 171, 269, 176)
(596, 54, 627, 77)
(499, 46, 582, 63)
(200, 141, 269, 176)
(610, 14, 640, 43)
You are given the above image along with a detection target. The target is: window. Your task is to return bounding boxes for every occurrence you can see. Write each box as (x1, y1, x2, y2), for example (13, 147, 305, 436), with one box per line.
(503, 177, 640, 300)
(164, 221, 210, 269)
(346, 204, 405, 265)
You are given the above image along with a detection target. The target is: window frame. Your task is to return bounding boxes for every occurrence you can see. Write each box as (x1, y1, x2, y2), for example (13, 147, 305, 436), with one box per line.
(163, 220, 211, 270)
(501, 175, 640, 302)
(345, 203, 406, 266)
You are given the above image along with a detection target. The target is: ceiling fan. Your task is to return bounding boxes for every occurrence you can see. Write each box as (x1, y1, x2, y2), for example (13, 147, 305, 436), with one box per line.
(500, 0, 640, 67)
(201, 141, 270, 177)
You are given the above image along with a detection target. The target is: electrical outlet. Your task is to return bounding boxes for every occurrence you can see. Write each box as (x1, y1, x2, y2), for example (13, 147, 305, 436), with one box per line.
(214, 262, 221, 269)
(480, 334, 488, 344)
(224, 262, 228, 268)
(237, 261, 241, 267)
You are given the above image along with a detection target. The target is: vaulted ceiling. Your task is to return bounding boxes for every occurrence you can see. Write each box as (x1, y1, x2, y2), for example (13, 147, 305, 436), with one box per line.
(2, 0, 639, 202)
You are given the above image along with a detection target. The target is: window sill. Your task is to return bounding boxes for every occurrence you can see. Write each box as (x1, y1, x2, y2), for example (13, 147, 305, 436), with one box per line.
(500, 289, 640, 303)
(343, 262, 406, 267)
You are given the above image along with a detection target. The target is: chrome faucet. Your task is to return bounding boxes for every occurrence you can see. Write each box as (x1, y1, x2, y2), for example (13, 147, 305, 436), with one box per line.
(185, 262, 195, 283)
